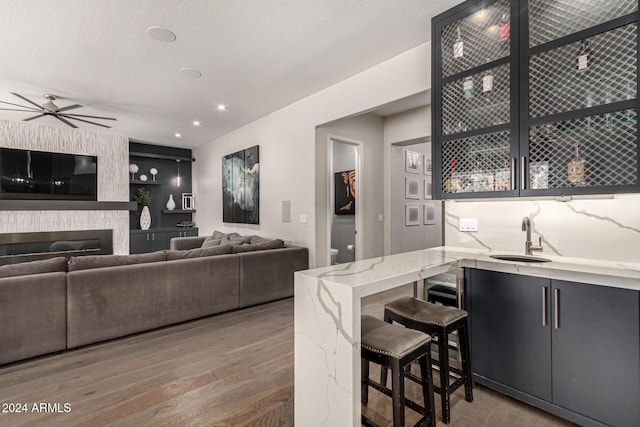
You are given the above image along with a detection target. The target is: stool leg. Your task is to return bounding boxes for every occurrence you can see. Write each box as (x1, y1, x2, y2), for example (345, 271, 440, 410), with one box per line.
(380, 311, 393, 387)
(419, 350, 436, 427)
(362, 357, 370, 404)
(458, 322, 474, 402)
(391, 358, 405, 427)
(438, 330, 451, 424)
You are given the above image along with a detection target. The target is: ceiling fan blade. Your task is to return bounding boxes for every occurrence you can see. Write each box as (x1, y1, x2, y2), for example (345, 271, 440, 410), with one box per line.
(62, 112, 117, 120)
(23, 113, 47, 121)
(0, 107, 39, 112)
(11, 92, 45, 110)
(0, 100, 40, 110)
(59, 114, 111, 129)
(56, 104, 82, 113)
(54, 115, 78, 129)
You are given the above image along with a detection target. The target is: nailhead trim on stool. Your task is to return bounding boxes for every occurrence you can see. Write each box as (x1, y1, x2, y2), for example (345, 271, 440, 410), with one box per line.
(382, 297, 474, 424)
(361, 315, 436, 427)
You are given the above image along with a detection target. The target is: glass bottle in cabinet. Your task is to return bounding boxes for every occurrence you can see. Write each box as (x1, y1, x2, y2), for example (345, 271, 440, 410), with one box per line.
(463, 76, 474, 98)
(576, 40, 590, 71)
(567, 142, 586, 186)
(499, 13, 510, 43)
(453, 26, 464, 59)
(482, 67, 494, 94)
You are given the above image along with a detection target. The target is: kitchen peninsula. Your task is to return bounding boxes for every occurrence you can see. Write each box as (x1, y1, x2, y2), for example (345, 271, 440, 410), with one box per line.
(294, 247, 640, 427)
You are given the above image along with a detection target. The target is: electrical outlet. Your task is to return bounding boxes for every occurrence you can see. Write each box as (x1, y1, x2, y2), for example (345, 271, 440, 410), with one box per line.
(299, 214, 308, 224)
(459, 218, 478, 232)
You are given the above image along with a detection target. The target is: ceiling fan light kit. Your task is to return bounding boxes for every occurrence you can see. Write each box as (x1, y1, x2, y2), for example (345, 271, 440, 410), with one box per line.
(0, 92, 117, 129)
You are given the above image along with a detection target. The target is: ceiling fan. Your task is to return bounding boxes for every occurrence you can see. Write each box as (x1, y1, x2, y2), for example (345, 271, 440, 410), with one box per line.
(0, 92, 117, 129)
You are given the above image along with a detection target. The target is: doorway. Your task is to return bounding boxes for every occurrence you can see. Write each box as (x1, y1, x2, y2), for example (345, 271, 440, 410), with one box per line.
(328, 135, 362, 264)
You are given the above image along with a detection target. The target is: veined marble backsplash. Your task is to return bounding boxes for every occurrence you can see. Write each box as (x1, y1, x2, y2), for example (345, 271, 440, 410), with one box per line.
(444, 195, 640, 263)
(0, 120, 130, 254)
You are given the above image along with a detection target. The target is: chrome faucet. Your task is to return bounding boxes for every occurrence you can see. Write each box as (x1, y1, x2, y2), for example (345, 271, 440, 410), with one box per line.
(522, 216, 543, 256)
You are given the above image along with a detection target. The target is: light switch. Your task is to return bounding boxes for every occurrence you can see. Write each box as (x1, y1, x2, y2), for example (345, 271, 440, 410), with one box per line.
(299, 214, 308, 224)
(459, 217, 478, 232)
(377, 213, 384, 222)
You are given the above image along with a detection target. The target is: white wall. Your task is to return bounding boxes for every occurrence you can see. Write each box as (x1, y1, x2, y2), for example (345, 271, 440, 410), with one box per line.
(0, 120, 130, 254)
(193, 43, 431, 267)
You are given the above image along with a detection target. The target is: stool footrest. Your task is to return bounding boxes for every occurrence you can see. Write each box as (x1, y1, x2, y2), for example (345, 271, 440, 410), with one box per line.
(367, 379, 428, 417)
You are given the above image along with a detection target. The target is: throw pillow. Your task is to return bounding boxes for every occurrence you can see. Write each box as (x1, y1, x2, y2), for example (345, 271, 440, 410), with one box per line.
(231, 239, 285, 253)
(68, 251, 166, 272)
(166, 244, 232, 260)
(219, 238, 246, 246)
(229, 235, 252, 244)
(249, 235, 267, 244)
(211, 230, 240, 240)
(201, 237, 222, 248)
(0, 257, 68, 278)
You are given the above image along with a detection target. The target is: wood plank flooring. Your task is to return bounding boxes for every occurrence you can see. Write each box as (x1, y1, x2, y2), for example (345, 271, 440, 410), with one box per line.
(0, 297, 574, 426)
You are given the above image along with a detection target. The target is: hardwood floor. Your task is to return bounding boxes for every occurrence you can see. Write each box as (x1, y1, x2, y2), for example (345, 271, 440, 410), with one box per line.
(0, 297, 573, 426)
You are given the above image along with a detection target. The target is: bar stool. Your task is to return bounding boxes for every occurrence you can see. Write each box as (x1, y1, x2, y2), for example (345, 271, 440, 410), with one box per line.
(382, 297, 473, 424)
(361, 315, 436, 427)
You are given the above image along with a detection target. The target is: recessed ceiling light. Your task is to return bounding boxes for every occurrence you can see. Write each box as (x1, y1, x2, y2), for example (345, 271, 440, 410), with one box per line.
(192, 121, 201, 126)
(217, 104, 227, 111)
(147, 27, 176, 42)
(174, 133, 182, 138)
(179, 68, 202, 78)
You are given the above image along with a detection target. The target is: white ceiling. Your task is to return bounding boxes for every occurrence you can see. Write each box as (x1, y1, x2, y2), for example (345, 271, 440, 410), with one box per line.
(0, 0, 462, 148)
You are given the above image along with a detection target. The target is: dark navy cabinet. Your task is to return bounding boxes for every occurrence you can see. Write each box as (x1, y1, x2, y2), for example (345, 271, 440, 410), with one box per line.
(467, 268, 640, 427)
(130, 228, 198, 254)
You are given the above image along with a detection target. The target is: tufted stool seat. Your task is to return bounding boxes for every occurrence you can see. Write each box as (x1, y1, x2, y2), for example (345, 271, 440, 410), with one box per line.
(361, 315, 436, 427)
(383, 297, 473, 424)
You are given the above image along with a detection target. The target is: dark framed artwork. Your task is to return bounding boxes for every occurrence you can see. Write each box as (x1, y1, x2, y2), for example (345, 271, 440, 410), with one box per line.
(222, 145, 260, 224)
(335, 170, 355, 214)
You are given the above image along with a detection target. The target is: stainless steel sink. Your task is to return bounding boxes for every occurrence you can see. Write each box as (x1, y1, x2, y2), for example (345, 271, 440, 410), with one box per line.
(490, 254, 551, 263)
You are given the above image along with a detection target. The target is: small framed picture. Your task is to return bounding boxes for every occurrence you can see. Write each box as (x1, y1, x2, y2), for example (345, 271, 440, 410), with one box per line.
(424, 177, 432, 199)
(423, 155, 432, 175)
(182, 193, 195, 210)
(405, 204, 420, 226)
(405, 177, 420, 199)
(424, 203, 436, 225)
(405, 150, 421, 174)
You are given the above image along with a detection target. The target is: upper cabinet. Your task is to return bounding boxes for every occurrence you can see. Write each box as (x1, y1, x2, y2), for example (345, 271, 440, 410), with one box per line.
(432, 0, 639, 199)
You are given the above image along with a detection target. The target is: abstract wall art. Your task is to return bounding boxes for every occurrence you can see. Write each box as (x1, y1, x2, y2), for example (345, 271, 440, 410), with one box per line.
(222, 145, 260, 224)
(335, 169, 355, 215)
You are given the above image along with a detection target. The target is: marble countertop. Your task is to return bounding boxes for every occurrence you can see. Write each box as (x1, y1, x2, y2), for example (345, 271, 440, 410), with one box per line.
(297, 246, 640, 296)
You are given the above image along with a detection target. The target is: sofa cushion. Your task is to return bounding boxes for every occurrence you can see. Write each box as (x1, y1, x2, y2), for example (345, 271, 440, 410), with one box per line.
(211, 230, 240, 240)
(201, 237, 222, 248)
(220, 238, 247, 246)
(231, 239, 285, 253)
(68, 251, 166, 272)
(0, 257, 68, 278)
(166, 244, 233, 260)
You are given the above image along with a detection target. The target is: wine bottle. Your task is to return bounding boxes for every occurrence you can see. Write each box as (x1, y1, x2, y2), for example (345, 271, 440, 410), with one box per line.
(567, 142, 586, 186)
(482, 65, 494, 94)
(453, 26, 464, 59)
(499, 13, 510, 43)
(577, 40, 590, 71)
(463, 76, 474, 98)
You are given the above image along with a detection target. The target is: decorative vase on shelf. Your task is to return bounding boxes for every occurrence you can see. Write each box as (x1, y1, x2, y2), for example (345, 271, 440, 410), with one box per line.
(166, 194, 176, 211)
(140, 205, 151, 230)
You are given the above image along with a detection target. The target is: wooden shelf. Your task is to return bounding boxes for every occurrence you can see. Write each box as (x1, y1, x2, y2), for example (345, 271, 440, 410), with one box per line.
(162, 209, 196, 214)
(129, 151, 195, 162)
(130, 180, 162, 185)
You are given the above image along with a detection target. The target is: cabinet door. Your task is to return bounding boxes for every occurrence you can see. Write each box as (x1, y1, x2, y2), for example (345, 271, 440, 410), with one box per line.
(147, 232, 167, 252)
(552, 279, 640, 427)
(468, 269, 552, 400)
(130, 233, 150, 254)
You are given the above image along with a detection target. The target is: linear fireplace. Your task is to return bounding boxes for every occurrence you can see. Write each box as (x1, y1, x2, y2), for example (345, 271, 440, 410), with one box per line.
(0, 229, 113, 265)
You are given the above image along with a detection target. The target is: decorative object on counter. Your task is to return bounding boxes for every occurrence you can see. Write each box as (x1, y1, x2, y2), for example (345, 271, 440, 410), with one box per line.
(405, 150, 421, 174)
(150, 167, 158, 181)
(166, 194, 176, 210)
(139, 174, 148, 182)
(405, 177, 420, 199)
(182, 193, 194, 210)
(129, 164, 139, 180)
(405, 204, 420, 226)
(177, 220, 194, 228)
(334, 170, 355, 214)
(135, 188, 152, 230)
(222, 145, 260, 224)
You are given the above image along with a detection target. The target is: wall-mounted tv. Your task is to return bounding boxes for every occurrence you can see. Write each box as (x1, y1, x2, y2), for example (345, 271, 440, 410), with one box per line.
(0, 148, 97, 200)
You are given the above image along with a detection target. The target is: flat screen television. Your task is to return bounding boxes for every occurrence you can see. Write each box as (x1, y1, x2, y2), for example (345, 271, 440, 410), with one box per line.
(0, 148, 98, 200)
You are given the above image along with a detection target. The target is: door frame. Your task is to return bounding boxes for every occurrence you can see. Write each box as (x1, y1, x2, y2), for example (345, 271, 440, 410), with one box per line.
(327, 134, 363, 265)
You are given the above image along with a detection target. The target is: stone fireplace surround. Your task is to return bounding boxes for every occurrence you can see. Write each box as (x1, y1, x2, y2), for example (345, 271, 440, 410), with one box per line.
(0, 120, 130, 254)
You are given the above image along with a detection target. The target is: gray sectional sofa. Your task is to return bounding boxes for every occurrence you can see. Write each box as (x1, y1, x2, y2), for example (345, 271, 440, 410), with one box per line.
(0, 233, 308, 365)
